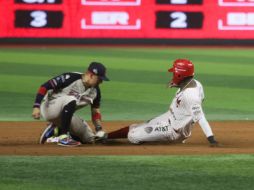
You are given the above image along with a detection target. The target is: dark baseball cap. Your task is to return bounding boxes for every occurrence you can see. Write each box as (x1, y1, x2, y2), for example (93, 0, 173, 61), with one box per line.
(88, 62, 109, 81)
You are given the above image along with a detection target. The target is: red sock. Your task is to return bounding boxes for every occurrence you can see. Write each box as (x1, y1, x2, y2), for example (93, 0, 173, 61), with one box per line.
(108, 126, 129, 139)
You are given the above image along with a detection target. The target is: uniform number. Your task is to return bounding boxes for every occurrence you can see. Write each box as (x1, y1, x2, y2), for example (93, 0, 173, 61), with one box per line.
(170, 12, 187, 28)
(30, 11, 47, 27)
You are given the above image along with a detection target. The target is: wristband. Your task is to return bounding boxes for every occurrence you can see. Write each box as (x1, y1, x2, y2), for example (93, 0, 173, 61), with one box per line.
(33, 103, 40, 108)
(95, 125, 102, 132)
(92, 112, 102, 121)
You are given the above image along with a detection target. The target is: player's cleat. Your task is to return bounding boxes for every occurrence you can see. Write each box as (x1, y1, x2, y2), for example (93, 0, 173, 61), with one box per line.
(57, 134, 81, 147)
(46, 136, 60, 143)
(39, 123, 57, 144)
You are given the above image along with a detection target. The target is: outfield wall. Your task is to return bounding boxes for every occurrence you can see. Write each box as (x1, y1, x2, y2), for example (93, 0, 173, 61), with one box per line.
(1, 38, 254, 46)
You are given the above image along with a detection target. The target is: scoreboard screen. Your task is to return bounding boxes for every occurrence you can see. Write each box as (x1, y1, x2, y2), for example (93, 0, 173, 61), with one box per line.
(0, 0, 254, 39)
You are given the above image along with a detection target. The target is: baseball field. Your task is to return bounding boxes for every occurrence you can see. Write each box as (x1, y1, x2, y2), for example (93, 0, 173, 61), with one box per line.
(0, 46, 253, 190)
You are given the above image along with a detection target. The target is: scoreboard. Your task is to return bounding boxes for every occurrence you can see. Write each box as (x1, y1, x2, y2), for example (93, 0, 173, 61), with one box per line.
(0, 0, 254, 39)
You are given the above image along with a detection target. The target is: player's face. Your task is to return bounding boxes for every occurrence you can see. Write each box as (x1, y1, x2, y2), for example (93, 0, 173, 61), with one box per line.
(82, 72, 103, 87)
(89, 73, 103, 87)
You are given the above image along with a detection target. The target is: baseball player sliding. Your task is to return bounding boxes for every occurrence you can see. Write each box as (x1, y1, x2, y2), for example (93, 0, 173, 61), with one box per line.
(32, 62, 109, 147)
(107, 59, 219, 146)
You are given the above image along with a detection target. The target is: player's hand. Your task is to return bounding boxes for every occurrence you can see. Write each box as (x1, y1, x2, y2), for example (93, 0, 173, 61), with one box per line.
(207, 136, 220, 147)
(32, 107, 41, 120)
(95, 130, 108, 142)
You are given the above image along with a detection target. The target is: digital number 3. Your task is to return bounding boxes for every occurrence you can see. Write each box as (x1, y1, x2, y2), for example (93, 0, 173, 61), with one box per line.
(30, 11, 47, 27)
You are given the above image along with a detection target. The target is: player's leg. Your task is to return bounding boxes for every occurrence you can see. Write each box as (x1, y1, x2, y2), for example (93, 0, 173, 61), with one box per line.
(69, 116, 95, 144)
(58, 99, 82, 146)
(127, 122, 163, 144)
(60, 100, 76, 134)
(39, 122, 58, 144)
(39, 99, 62, 144)
(176, 122, 194, 143)
(107, 113, 173, 141)
(127, 121, 180, 144)
(107, 126, 130, 139)
(41, 96, 81, 146)
(127, 112, 171, 144)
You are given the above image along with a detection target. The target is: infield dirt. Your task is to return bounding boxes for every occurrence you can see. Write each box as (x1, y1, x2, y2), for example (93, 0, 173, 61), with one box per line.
(0, 121, 253, 155)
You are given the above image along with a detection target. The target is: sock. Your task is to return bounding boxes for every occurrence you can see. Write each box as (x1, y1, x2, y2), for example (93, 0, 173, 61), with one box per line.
(108, 126, 129, 139)
(61, 100, 76, 134)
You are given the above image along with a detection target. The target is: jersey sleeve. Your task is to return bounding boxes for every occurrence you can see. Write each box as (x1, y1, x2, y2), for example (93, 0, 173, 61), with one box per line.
(188, 97, 214, 137)
(91, 86, 101, 108)
(49, 72, 82, 89)
(185, 89, 214, 138)
(198, 115, 214, 137)
(33, 72, 81, 108)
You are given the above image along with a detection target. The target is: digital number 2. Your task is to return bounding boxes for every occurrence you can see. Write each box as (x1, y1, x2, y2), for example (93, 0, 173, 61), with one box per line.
(170, 12, 187, 28)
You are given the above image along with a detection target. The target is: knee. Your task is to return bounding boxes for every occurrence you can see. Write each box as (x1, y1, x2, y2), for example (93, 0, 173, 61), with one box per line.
(63, 100, 76, 113)
(82, 123, 95, 144)
(127, 129, 141, 144)
(70, 119, 95, 144)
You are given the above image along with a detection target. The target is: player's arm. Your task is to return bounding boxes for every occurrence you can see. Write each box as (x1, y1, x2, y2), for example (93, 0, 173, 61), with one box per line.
(32, 72, 81, 119)
(191, 104, 219, 147)
(32, 81, 53, 119)
(91, 107, 103, 131)
(198, 114, 218, 146)
(91, 87, 107, 141)
(91, 86, 102, 131)
(91, 107, 107, 141)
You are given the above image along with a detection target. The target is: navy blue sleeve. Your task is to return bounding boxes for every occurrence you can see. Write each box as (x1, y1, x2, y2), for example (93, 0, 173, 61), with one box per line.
(33, 72, 81, 108)
(49, 72, 82, 90)
(91, 86, 101, 108)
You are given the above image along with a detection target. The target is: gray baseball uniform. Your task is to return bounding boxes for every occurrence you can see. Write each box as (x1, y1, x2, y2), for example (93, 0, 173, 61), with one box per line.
(38, 72, 100, 143)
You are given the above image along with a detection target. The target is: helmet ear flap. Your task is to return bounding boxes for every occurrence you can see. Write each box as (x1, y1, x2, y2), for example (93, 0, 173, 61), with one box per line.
(171, 71, 183, 87)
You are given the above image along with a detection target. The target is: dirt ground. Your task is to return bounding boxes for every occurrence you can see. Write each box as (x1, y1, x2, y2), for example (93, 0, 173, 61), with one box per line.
(0, 121, 253, 155)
